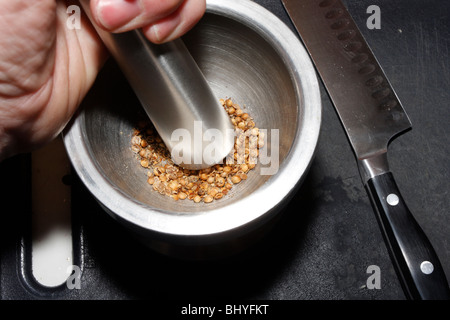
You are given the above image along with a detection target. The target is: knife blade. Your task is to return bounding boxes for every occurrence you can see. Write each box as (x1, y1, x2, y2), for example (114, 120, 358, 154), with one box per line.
(281, 0, 450, 300)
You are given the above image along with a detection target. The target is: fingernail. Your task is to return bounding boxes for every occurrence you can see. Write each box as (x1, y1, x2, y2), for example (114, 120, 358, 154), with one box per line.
(147, 14, 182, 43)
(147, 24, 162, 43)
(96, 0, 141, 30)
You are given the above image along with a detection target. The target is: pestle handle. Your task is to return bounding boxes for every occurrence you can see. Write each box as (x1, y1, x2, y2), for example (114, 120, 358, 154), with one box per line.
(79, 0, 235, 169)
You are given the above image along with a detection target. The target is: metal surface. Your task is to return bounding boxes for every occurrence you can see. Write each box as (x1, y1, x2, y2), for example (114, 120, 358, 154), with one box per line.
(63, 0, 322, 258)
(281, 0, 411, 175)
(79, 0, 235, 170)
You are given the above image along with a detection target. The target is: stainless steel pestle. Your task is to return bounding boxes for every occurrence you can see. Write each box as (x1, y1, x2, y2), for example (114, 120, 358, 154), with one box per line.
(79, 0, 235, 170)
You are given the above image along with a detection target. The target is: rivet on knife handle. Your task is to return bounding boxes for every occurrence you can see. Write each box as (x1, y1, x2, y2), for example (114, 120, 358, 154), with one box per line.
(281, 0, 450, 299)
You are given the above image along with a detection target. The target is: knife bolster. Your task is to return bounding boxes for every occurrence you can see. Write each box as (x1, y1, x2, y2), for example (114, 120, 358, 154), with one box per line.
(358, 152, 390, 184)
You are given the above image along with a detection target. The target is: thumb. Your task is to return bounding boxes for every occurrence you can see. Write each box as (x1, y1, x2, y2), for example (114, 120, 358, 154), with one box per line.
(87, 0, 205, 43)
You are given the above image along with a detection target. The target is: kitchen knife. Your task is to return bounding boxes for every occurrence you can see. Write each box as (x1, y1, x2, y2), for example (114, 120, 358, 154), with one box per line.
(281, 0, 450, 300)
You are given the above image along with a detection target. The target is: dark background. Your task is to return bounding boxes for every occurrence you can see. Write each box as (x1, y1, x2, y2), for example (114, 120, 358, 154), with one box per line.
(1, 0, 449, 300)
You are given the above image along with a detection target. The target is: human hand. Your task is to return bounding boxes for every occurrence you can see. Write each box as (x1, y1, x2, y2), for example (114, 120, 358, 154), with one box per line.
(0, 0, 205, 161)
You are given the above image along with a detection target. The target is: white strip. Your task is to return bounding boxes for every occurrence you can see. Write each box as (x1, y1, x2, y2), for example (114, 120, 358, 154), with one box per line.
(31, 136, 73, 287)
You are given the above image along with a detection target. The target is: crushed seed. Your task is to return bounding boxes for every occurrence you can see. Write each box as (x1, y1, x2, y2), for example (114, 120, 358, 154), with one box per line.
(131, 98, 263, 203)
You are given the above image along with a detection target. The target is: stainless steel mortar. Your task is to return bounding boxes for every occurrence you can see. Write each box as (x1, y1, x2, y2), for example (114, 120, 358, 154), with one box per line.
(63, 0, 322, 259)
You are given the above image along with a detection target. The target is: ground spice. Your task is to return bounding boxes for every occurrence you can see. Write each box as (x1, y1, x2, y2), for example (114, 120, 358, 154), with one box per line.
(131, 98, 262, 203)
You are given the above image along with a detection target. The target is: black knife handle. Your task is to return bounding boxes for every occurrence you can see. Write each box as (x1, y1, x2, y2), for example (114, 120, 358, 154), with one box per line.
(366, 172, 450, 300)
